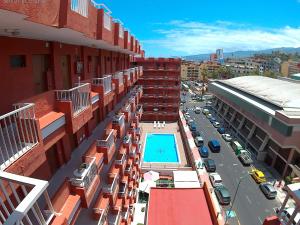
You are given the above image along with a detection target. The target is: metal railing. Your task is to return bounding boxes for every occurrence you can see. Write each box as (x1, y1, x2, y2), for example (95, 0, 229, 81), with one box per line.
(122, 207, 129, 220)
(113, 72, 124, 85)
(55, 83, 91, 116)
(112, 114, 125, 126)
(103, 174, 119, 194)
(0, 171, 55, 224)
(123, 104, 131, 112)
(123, 69, 130, 77)
(115, 153, 126, 165)
(92, 75, 112, 94)
(70, 157, 97, 189)
(96, 207, 109, 225)
(71, 0, 88, 17)
(0, 103, 39, 170)
(137, 105, 143, 115)
(129, 147, 136, 157)
(125, 164, 132, 173)
(97, 130, 114, 149)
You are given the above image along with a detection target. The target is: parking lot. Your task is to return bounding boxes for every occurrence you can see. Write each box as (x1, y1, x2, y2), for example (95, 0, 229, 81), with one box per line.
(181, 91, 282, 225)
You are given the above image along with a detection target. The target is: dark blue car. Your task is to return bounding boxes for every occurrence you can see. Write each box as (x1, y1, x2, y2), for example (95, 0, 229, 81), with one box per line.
(190, 122, 197, 131)
(199, 146, 209, 158)
(208, 140, 221, 153)
(217, 127, 225, 134)
(209, 117, 216, 123)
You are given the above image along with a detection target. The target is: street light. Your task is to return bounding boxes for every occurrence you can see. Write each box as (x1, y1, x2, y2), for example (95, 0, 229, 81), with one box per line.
(224, 174, 247, 224)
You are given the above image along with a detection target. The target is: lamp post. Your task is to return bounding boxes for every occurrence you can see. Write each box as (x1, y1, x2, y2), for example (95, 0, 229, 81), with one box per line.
(224, 175, 247, 224)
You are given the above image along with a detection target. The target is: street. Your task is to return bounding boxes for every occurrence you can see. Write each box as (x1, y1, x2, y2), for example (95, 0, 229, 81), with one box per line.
(182, 92, 281, 225)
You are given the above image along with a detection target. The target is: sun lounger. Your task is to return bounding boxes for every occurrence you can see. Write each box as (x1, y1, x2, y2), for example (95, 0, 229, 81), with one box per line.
(157, 121, 161, 129)
(154, 121, 157, 128)
(162, 121, 166, 128)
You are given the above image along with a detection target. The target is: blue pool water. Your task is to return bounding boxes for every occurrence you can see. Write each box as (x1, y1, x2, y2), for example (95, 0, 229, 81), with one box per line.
(143, 133, 179, 163)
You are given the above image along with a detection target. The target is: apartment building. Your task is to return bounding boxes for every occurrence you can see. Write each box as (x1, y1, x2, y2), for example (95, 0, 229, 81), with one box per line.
(281, 60, 300, 76)
(181, 61, 201, 80)
(134, 58, 181, 122)
(0, 1, 145, 225)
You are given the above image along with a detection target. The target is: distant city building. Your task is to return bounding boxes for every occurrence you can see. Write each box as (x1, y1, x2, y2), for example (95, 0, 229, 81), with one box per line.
(216, 48, 224, 64)
(281, 60, 300, 76)
(210, 53, 218, 62)
(181, 61, 201, 80)
(199, 61, 221, 79)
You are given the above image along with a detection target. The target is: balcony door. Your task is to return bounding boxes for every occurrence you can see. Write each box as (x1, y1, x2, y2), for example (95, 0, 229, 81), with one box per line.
(91, 56, 98, 77)
(46, 144, 60, 176)
(60, 55, 71, 89)
(32, 54, 49, 94)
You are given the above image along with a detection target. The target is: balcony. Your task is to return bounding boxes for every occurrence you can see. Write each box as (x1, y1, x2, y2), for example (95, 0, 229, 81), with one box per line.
(129, 145, 136, 158)
(108, 209, 121, 225)
(97, 129, 115, 164)
(103, 174, 119, 195)
(70, 156, 97, 189)
(124, 163, 132, 175)
(92, 75, 114, 107)
(96, 206, 109, 225)
(55, 83, 92, 133)
(123, 134, 132, 146)
(112, 72, 124, 96)
(124, 30, 131, 50)
(123, 69, 131, 88)
(115, 152, 126, 166)
(112, 114, 125, 138)
(0, 171, 55, 224)
(94, 5, 114, 44)
(0, 103, 40, 170)
(122, 207, 130, 222)
(118, 183, 128, 197)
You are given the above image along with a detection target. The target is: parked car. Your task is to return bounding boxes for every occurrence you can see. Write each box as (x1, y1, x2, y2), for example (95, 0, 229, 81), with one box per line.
(213, 121, 220, 128)
(222, 134, 232, 142)
(199, 146, 209, 158)
(238, 150, 253, 166)
(250, 168, 267, 183)
(259, 183, 277, 199)
(206, 113, 212, 119)
(217, 127, 225, 134)
(194, 136, 204, 147)
(215, 186, 231, 205)
(187, 119, 194, 126)
(192, 130, 201, 138)
(209, 172, 223, 187)
(209, 117, 216, 123)
(189, 122, 197, 131)
(208, 140, 221, 153)
(204, 159, 216, 172)
(202, 109, 209, 115)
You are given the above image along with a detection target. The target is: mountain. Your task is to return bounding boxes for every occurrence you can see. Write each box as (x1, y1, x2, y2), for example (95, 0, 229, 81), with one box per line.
(182, 47, 300, 61)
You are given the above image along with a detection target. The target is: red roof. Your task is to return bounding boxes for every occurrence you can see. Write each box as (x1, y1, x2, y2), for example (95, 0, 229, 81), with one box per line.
(147, 188, 213, 225)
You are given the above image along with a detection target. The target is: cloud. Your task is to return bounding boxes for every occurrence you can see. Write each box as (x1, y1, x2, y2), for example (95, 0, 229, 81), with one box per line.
(142, 20, 300, 56)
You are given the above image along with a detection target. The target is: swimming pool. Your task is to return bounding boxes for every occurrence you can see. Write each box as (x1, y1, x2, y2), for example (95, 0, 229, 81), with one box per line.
(143, 133, 180, 163)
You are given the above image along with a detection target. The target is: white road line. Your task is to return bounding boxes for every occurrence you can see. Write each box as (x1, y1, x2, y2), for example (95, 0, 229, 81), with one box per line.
(258, 216, 262, 224)
(246, 195, 252, 204)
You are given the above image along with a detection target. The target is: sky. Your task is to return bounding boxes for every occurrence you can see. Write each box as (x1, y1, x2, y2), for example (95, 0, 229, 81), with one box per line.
(97, 0, 300, 57)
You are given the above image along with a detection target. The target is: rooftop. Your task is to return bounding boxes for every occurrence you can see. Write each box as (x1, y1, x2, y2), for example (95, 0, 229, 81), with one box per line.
(147, 188, 213, 225)
(219, 76, 300, 110)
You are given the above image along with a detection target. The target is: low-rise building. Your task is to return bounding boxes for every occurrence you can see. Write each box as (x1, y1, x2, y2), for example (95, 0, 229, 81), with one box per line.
(181, 61, 201, 80)
(281, 60, 300, 76)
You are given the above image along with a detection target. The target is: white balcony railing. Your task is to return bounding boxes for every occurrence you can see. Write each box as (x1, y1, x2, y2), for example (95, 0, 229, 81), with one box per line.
(112, 114, 125, 127)
(0, 103, 39, 170)
(113, 72, 124, 85)
(118, 183, 127, 197)
(122, 207, 130, 221)
(125, 164, 132, 173)
(71, 0, 88, 17)
(103, 174, 119, 194)
(123, 104, 131, 112)
(92, 75, 112, 94)
(70, 157, 97, 189)
(119, 25, 124, 39)
(97, 130, 114, 149)
(55, 83, 91, 116)
(123, 69, 130, 77)
(115, 153, 126, 165)
(0, 171, 55, 224)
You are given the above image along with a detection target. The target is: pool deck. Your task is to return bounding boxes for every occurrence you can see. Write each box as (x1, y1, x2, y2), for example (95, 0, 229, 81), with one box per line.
(140, 122, 189, 169)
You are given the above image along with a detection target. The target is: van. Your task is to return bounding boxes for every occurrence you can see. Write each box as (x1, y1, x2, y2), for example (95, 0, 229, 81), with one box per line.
(208, 140, 221, 153)
(231, 141, 243, 155)
(195, 107, 201, 114)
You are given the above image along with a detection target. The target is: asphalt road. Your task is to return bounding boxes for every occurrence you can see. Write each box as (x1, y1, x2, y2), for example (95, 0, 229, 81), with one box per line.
(182, 92, 280, 225)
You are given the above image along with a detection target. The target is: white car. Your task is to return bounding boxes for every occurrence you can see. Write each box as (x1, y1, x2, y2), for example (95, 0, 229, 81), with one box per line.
(209, 173, 223, 187)
(213, 121, 220, 128)
(222, 134, 232, 142)
(206, 113, 212, 119)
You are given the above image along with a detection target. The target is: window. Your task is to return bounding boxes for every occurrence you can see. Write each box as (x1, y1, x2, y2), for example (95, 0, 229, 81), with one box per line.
(10, 55, 26, 68)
